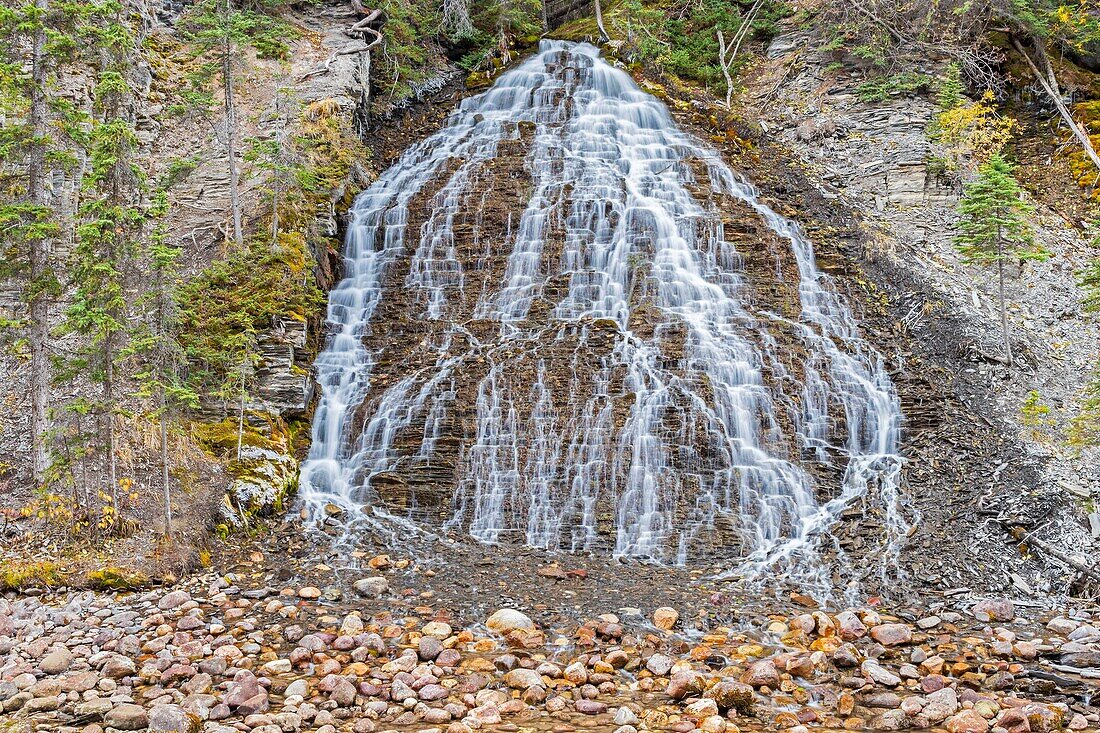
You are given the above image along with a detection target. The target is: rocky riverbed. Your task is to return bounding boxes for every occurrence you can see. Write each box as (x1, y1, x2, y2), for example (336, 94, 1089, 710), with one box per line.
(2, 551, 1098, 733)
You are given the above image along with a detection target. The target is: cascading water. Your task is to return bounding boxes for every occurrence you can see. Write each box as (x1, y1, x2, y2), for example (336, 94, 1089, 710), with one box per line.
(299, 40, 910, 586)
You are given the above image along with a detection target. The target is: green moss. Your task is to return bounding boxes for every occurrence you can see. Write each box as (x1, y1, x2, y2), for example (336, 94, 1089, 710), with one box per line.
(192, 416, 285, 457)
(176, 235, 324, 393)
(549, 15, 602, 42)
(0, 561, 62, 591)
(86, 567, 148, 590)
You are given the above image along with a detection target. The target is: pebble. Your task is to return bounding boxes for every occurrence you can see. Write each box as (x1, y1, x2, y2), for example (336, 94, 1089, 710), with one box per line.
(869, 623, 913, 646)
(486, 608, 534, 633)
(652, 606, 679, 630)
(0, 577, 1092, 733)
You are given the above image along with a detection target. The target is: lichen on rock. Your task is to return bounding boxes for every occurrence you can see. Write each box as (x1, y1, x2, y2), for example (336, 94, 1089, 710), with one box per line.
(224, 446, 298, 525)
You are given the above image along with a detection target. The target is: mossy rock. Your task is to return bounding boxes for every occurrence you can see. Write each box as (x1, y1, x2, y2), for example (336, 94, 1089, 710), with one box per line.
(0, 561, 62, 591)
(193, 415, 291, 457)
(466, 70, 494, 91)
(225, 446, 299, 524)
(86, 567, 148, 591)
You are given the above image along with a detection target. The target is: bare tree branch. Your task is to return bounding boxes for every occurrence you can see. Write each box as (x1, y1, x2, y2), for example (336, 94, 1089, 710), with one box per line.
(1011, 35, 1100, 176)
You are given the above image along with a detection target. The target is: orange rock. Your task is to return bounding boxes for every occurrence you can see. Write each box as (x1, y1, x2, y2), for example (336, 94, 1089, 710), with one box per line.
(782, 631, 811, 648)
(653, 607, 679, 630)
(463, 657, 496, 672)
(810, 637, 841, 653)
(946, 710, 990, 733)
(774, 712, 800, 728)
(690, 645, 712, 661)
(812, 612, 836, 637)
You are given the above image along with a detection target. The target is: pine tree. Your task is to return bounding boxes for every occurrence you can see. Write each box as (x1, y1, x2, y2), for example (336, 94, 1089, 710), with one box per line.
(0, 0, 83, 487)
(954, 153, 1046, 368)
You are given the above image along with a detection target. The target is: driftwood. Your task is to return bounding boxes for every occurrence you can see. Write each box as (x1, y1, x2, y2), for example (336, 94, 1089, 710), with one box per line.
(1045, 662, 1100, 680)
(1005, 523, 1100, 585)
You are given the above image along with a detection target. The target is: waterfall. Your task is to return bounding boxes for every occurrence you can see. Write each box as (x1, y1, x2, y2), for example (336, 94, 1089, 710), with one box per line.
(298, 40, 909, 585)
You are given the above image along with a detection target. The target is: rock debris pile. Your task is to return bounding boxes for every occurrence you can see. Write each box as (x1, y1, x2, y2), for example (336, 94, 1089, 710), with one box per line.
(1, 565, 1097, 733)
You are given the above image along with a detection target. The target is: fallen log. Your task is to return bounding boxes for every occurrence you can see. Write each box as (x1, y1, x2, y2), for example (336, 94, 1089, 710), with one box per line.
(1004, 522, 1100, 585)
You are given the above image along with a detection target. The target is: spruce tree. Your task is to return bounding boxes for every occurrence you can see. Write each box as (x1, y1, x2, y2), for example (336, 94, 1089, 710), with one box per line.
(178, 0, 292, 246)
(125, 188, 197, 534)
(0, 0, 83, 487)
(61, 0, 143, 533)
(954, 153, 1046, 368)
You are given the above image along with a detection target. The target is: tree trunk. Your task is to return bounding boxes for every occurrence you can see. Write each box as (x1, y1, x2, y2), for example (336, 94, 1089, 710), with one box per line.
(106, 332, 119, 530)
(1012, 36, 1100, 177)
(717, 30, 734, 109)
(222, 11, 243, 245)
(996, 227, 1014, 368)
(161, 403, 171, 534)
(594, 0, 609, 43)
(27, 0, 52, 488)
(237, 364, 246, 461)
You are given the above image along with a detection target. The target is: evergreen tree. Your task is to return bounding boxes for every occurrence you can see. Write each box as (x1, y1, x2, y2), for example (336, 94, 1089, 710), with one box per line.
(954, 153, 1046, 368)
(60, 0, 143, 532)
(1082, 258, 1100, 313)
(0, 0, 83, 487)
(244, 90, 298, 249)
(125, 188, 197, 534)
(178, 0, 292, 246)
(1072, 258, 1100, 446)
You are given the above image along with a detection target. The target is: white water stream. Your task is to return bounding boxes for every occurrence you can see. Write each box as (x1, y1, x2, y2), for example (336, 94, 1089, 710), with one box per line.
(298, 40, 910, 585)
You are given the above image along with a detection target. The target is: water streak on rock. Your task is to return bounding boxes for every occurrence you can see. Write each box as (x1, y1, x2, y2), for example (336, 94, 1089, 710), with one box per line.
(299, 41, 909, 585)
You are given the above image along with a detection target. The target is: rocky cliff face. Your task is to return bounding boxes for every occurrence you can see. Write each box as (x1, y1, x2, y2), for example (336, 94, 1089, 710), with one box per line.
(1, 0, 1096, 600)
(739, 23, 1099, 593)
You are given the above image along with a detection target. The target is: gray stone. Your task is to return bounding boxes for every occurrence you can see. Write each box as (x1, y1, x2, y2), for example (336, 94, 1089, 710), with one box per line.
(158, 590, 191, 611)
(39, 646, 73, 674)
(106, 703, 150, 731)
(149, 703, 201, 733)
(924, 688, 960, 723)
(503, 668, 543, 690)
(74, 698, 114, 719)
(353, 577, 389, 598)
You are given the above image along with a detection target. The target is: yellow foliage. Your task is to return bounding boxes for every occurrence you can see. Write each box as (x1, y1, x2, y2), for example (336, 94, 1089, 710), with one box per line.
(1050, 2, 1100, 53)
(935, 91, 1016, 171)
(1066, 101, 1100, 197)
